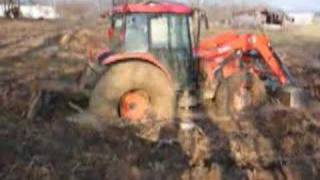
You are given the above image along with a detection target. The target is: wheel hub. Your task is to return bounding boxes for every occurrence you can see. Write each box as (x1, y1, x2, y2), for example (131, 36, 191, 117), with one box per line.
(120, 90, 150, 122)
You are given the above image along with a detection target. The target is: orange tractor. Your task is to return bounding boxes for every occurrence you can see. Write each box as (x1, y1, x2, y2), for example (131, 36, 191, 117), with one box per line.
(83, 1, 298, 124)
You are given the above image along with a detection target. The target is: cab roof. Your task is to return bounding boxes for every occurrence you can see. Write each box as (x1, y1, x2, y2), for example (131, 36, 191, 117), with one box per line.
(112, 1, 193, 15)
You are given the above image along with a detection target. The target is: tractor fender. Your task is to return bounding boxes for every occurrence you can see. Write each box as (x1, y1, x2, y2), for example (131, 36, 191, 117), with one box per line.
(101, 52, 171, 80)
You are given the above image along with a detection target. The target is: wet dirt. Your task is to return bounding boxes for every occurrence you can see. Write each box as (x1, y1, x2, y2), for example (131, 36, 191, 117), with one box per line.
(0, 19, 320, 179)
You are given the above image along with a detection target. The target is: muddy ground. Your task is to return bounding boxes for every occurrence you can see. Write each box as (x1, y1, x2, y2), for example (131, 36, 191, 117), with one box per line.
(0, 19, 320, 180)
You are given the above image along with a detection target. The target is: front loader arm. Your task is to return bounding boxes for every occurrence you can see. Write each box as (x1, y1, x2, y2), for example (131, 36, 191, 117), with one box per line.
(198, 32, 290, 85)
(251, 35, 289, 85)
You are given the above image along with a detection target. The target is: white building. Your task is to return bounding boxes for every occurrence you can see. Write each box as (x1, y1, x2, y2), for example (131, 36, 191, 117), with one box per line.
(289, 12, 315, 25)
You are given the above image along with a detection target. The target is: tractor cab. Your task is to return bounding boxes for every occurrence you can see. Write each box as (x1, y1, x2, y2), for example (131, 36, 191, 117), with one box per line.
(107, 2, 200, 88)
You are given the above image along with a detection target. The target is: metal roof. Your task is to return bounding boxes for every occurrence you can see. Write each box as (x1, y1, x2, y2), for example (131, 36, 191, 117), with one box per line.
(112, 1, 193, 15)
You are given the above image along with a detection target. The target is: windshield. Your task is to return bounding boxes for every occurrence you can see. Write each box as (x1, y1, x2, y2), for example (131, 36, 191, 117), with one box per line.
(124, 14, 149, 52)
(113, 13, 194, 88)
(150, 14, 190, 50)
(124, 13, 191, 55)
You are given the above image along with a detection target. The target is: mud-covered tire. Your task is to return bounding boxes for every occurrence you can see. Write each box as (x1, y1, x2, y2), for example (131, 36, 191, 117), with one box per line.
(214, 71, 267, 116)
(89, 61, 175, 123)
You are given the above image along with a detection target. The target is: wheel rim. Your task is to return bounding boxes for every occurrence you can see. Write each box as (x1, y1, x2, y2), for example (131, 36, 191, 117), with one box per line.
(119, 90, 150, 122)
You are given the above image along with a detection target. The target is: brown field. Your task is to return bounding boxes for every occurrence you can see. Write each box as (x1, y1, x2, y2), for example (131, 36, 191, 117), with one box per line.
(0, 17, 320, 180)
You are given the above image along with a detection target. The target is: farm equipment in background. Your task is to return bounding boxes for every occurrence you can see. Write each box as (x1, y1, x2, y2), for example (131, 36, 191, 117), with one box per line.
(232, 8, 295, 28)
(77, 0, 303, 125)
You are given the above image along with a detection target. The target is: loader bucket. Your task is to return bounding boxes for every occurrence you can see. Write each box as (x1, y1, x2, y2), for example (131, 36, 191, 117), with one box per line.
(281, 86, 310, 109)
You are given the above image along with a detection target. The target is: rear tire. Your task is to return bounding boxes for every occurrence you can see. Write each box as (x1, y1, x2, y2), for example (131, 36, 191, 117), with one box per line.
(89, 61, 175, 123)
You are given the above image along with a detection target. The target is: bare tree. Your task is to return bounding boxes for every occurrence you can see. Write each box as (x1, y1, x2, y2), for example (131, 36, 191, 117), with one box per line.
(2, 0, 20, 18)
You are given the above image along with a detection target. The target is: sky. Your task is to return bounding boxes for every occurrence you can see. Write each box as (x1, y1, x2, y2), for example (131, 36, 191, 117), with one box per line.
(187, 0, 320, 12)
(263, 0, 320, 12)
(27, 0, 320, 12)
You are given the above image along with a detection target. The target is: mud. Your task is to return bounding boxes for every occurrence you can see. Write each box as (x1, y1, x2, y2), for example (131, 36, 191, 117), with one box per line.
(0, 19, 320, 179)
